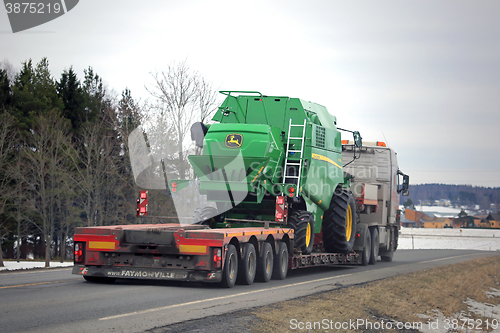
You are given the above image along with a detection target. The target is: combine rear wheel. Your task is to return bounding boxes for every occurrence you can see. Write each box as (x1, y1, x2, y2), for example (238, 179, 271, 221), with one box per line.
(323, 189, 357, 253)
(193, 206, 219, 226)
(288, 210, 315, 255)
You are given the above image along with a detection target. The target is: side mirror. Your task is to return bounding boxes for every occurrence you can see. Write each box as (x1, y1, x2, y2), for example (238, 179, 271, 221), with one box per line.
(353, 131, 362, 148)
(402, 174, 410, 192)
(397, 171, 410, 194)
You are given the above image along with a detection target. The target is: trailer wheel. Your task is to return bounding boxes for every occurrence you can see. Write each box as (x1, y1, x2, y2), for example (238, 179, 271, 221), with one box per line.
(256, 242, 273, 282)
(221, 244, 238, 288)
(361, 228, 371, 266)
(323, 189, 357, 253)
(272, 241, 288, 280)
(83, 276, 116, 284)
(288, 210, 315, 255)
(369, 228, 379, 265)
(237, 243, 256, 285)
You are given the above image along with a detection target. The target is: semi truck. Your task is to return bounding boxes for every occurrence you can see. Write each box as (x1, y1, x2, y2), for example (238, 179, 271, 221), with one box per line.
(72, 91, 409, 287)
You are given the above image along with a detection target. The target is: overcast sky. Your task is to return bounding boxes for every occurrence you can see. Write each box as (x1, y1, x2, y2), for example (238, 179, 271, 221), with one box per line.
(1, 0, 499, 187)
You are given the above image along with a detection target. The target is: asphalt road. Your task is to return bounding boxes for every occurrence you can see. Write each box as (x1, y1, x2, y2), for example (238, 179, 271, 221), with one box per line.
(0, 249, 498, 333)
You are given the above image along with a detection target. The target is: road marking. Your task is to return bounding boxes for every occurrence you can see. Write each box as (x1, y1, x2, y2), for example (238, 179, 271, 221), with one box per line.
(99, 252, 491, 321)
(99, 271, 356, 320)
(0, 279, 77, 289)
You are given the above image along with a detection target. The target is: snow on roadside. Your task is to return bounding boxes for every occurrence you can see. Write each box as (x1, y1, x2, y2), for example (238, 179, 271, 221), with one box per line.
(0, 261, 73, 272)
(399, 227, 500, 251)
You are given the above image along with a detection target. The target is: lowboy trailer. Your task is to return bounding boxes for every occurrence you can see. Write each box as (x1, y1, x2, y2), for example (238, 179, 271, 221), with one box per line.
(73, 223, 359, 287)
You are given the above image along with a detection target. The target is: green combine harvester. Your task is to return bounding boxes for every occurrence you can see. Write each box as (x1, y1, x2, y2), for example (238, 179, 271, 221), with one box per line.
(177, 91, 362, 255)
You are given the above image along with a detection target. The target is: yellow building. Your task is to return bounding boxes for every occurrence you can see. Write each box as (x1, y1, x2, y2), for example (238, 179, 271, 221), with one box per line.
(423, 217, 452, 228)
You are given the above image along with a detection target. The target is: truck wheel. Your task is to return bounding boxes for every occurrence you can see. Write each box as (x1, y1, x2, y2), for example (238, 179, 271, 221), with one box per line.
(237, 243, 256, 285)
(83, 276, 116, 284)
(256, 242, 273, 282)
(221, 244, 238, 288)
(323, 189, 357, 254)
(272, 242, 288, 280)
(394, 228, 399, 250)
(369, 228, 379, 265)
(361, 229, 371, 266)
(288, 210, 315, 255)
(381, 232, 394, 262)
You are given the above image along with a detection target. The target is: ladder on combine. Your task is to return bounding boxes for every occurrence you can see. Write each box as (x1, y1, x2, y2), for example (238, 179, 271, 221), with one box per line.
(283, 118, 307, 197)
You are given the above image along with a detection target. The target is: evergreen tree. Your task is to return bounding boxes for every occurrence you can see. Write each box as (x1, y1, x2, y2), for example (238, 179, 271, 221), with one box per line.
(0, 69, 13, 110)
(57, 67, 85, 133)
(12, 58, 63, 135)
(82, 67, 106, 123)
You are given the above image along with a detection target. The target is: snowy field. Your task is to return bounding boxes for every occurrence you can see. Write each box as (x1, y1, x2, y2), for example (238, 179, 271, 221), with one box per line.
(399, 227, 500, 251)
(0, 261, 73, 272)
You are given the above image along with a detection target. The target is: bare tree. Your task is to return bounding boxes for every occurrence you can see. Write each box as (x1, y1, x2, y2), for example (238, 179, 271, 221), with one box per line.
(0, 111, 16, 267)
(70, 118, 118, 227)
(146, 60, 219, 179)
(23, 109, 72, 267)
(196, 76, 219, 123)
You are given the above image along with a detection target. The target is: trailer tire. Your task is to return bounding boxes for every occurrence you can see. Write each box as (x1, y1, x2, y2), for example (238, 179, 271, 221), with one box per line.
(256, 242, 273, 282)
(288, 210, 315, 255)
(361, 228, 371, 266)
(221, 244, 238, 288)
(237, 243, 256, 285)
(369, 228, 379, 265)
(323, 189, 357, 254)
(272, 242, 288, 280)
(83, 276, 116, 284)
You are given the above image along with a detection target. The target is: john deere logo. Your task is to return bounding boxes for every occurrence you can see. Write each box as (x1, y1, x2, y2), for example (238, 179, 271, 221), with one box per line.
(225, 134, 243, 148)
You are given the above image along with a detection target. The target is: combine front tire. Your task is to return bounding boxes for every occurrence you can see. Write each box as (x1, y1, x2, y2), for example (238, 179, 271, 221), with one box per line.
(288, 210, 315, 255)
(323, 189, 357, 253)
(221, 244, 238, 288)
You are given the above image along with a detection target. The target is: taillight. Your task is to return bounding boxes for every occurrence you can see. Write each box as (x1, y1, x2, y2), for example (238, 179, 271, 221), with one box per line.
(137, 191, 148, 216)
(213, 248, 222, 269)
(171, 182, 177, 193)
(288, 186, 295, 197)
(74, 242, 85, 264)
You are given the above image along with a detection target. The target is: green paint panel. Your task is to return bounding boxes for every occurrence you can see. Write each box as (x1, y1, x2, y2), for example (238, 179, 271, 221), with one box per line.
(190, 91, 345, 229)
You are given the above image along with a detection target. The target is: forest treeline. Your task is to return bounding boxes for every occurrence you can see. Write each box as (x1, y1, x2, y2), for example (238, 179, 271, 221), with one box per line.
(0, 58, 218, 267)
(403, 183, 500, 210)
